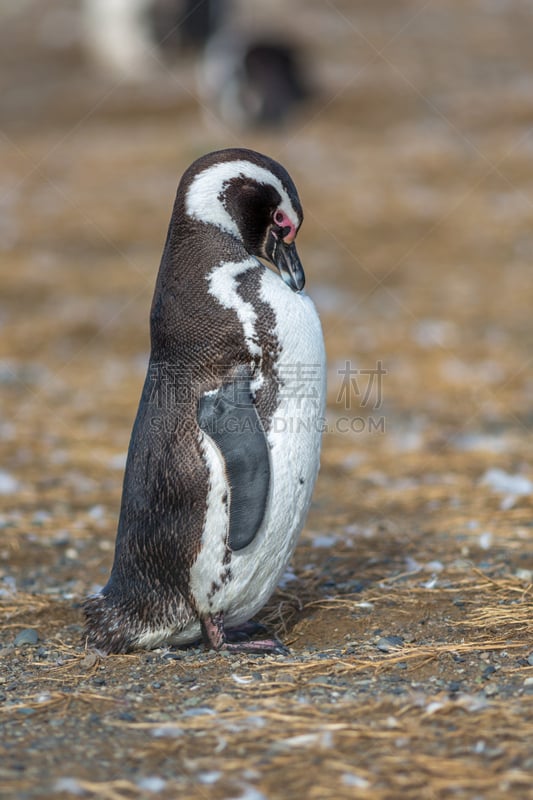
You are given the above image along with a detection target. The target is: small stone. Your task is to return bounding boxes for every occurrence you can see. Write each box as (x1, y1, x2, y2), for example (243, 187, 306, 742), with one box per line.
(14, 628, 39, 646)
(136, 776, 166, 793)
(151, 725, 184, 739)
(482, 665, 497, 679)
(80, 653, 98, 669)
(0, 471, 19, 495)
(182, 707, 215, 717)
(54, 778, 85, 795)
(118, 712, 136, 722)
(527, 653, 533, 667)
(198, 771, 221, 785)
(342, 773, 370, 789)
(215, 693, 233, 710)
(523, 677, 533, 687)
(88, 505, 105, 520)
(376, 636, 404, 653)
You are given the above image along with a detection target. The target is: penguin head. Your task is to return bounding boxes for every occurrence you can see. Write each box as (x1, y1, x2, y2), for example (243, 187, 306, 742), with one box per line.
(183, 148, 305, 292)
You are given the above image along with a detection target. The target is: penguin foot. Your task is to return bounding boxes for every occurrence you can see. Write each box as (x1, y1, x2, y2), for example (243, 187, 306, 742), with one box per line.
(224, 639, 289, 656)
(201, 613, 288, 655)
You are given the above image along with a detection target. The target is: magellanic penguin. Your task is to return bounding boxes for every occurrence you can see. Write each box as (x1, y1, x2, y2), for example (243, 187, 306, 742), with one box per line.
(84, 148, 326, 655)
(200, 30, 311, 128)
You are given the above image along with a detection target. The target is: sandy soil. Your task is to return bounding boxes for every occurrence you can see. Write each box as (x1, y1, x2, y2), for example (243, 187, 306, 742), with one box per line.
(1, 1, 533, 798)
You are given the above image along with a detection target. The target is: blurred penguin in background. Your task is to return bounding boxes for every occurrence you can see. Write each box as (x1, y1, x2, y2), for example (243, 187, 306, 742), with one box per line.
(82, 0, 159, 79)
(82, 0, 227, 78)
(148, 0, 227, 54)
(200, 28, 310, 128)
(82, 0, 312, 127)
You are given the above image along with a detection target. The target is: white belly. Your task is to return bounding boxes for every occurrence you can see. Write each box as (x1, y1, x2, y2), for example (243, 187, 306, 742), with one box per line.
(180, 265, 326, 642)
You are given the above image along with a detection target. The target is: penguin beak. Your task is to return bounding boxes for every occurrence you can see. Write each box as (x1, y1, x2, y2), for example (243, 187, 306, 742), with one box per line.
(264, 229, 306, 293)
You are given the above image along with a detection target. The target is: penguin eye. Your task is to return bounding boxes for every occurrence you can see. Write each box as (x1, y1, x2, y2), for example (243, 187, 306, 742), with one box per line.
(272, 209, 291, 239)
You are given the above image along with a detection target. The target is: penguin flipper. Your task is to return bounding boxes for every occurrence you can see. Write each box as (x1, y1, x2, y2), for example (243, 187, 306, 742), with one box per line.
(198, 367, 270, 551)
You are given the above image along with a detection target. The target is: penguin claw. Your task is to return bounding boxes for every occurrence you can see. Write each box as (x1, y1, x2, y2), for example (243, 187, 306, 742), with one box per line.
(224, 639, 289, 656)
(201, 613, 288, 655)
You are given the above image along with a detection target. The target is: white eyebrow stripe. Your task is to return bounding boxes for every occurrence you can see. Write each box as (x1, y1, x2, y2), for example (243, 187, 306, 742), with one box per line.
(185, 159, 299, 237)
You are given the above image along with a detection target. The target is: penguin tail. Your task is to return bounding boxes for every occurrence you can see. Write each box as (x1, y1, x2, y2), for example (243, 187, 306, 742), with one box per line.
(82, 592, 135, 655)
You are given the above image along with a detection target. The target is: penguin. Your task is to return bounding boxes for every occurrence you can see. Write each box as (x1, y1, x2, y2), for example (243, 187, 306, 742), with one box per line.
(149, 0, 228, 54)
(81, 0, 228, 79)
(84, 148, 326, 655)
(200, 29, 311, 128)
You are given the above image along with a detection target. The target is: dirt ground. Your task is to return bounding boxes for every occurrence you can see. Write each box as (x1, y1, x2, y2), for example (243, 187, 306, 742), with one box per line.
(1, 1, 533, 798)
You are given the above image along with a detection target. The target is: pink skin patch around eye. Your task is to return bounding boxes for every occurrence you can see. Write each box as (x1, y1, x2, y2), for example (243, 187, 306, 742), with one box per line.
(273, 210, 297, 244)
